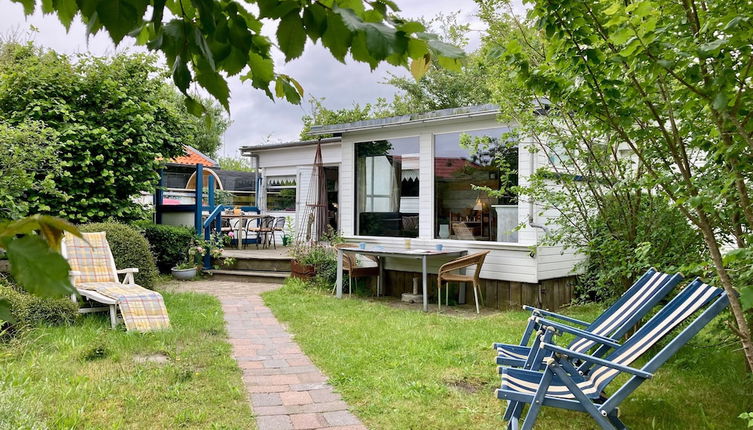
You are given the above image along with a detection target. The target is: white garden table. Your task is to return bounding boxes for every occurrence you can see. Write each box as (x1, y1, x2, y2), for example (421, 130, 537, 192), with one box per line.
(335, 246, 468, 312)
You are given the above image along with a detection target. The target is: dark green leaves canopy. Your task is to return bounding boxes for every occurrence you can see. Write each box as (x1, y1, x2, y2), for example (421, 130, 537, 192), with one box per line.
(14, 0, 465, 111)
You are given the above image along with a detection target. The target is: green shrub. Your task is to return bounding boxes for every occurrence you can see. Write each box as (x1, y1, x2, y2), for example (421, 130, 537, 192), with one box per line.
(79, 222, 159, 288)
(133, 221, 195, 273)
(0, 277, 78, 331)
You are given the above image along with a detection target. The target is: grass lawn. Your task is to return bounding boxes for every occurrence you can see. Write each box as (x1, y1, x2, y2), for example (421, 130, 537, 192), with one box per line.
(0, 290, 254, 429)
(264, 281, 753, 430)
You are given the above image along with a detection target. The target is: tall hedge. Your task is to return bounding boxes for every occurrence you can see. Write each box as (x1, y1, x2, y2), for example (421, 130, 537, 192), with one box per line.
(0, 42, 189, 222)
(133, 221, 195, 273)
(79, 222, 159, 289)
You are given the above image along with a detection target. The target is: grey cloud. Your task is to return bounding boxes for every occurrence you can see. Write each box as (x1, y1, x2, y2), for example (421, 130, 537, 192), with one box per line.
(0, 0, 484, 157)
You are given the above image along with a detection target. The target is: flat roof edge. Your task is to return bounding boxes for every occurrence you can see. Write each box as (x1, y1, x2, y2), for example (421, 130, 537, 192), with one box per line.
(240, 136, 342, 152)
(308, 104, 500, 135)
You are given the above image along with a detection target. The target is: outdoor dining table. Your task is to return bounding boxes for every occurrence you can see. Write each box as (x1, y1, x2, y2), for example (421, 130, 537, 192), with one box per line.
(220, 212, 263, 249)
(335, 246, 468, 312)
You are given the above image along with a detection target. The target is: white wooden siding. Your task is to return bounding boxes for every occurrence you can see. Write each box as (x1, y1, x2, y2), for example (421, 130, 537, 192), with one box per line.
(248, 113, 586, 283)
(536, 245, 586, 280)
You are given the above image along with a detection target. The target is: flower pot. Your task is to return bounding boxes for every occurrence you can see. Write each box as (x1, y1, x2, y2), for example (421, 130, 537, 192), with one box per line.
(171, 267, 197, 280)
(282, 235, 291, 246)
(290, 260, 316, 280)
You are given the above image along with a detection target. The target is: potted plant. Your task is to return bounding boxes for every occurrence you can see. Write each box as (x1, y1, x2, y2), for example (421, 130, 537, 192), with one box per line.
(171, 233, 233, 279)
(288, 228, 342, 280)
(171, 259, 197, 280)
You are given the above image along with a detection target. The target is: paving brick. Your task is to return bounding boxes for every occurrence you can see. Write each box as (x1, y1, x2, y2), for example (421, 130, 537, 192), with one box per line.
(250, 393, 282, 407)
(280, 390, 313, 406)
(323, 411, 362, 427)
(290, 413, 326, 429)
(308, 388, 342, 403)
(247, 385, 290, 393)
(256, 414, 293, 430)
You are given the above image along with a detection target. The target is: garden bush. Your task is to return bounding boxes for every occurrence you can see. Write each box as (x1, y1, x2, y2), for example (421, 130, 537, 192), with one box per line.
(133, 221, 195, 273)
(0, 276, 78, 331)
(79, 222, 158, 288)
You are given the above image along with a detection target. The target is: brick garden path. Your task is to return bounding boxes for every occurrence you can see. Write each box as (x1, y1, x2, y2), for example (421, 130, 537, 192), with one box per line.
(167, 280, 367, 430)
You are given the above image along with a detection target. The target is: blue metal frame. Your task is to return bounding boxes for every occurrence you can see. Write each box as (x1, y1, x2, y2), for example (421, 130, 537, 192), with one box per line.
(154, 163, 264, 269)
(496, 281, 729, 430)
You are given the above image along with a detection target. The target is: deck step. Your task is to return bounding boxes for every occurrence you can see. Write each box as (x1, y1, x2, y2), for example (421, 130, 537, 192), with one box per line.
(205, 269, 290, 284)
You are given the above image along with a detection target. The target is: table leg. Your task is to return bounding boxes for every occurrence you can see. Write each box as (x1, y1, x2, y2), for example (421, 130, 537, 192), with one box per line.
(378, 256, 384, 297)
(336, 249, 343, 299)
(237, 216, 243, 249)
(422, 255, 428, 312)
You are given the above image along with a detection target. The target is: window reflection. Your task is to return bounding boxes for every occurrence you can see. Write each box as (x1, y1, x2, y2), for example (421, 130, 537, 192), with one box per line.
(434, 128, 518, 242)
(355, 137, 420, 237)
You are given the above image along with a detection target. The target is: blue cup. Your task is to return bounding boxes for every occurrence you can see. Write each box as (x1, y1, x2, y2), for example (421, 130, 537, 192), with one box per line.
(358, 242, 366, 249)
(435, 244, 443, 251)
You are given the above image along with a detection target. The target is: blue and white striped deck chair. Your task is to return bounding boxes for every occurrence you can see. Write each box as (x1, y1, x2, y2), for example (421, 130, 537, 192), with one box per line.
(496, 279, 728, 430)
(493, 268, 682, 370)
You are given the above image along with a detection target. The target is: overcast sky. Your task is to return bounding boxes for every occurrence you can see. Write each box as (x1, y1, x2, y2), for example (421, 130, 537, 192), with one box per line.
(1, 1, 489, 157)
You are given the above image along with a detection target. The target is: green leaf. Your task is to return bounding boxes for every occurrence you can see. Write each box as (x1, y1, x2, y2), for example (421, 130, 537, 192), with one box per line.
(172, 57, 191, 93)
(713, 92, 729, 110)
(151, 0, 166, 30)
(96, 0, 148, 44)
(610, 27, 633, 45)
(184, 96, 206, 116)
(0, 298, 14, 324)
(603, 2, 621, 15)
(302, 3, 327, 41)
(7, 235, 75, 298)
(257, 0, 299, 19)
(55, 0, 79, 30)
(321, 12, 351, 62)
(277, 11, 306, 62)
(364, 23, 394, 61)
(13, 0, 35, 15)
(195, 59, 230, 110)
(247, 51, 275, 84)
(741, 286, 753, 311)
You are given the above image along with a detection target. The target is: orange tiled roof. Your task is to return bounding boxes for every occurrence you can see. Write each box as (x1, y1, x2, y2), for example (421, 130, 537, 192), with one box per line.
(169, 146, 218, 167)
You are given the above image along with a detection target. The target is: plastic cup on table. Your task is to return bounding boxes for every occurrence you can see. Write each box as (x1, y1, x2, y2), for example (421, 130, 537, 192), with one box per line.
(435, 244, 444, 251)
(358, 242, 366, 249)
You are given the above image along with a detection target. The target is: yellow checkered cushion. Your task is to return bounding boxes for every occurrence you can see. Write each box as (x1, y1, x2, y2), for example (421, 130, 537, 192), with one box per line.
(64, 232, 118, 285)
(87, 282, 171, 331)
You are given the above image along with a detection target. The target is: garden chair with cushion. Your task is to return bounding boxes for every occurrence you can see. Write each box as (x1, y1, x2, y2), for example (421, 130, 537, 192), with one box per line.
(61, 232, 170, 331)
(246, 216, 275, 249)
(496, 279, 728, 430)
(437, 251, 490, 314)
(333, 243, 381, 296)
(492, 268, 682, 372)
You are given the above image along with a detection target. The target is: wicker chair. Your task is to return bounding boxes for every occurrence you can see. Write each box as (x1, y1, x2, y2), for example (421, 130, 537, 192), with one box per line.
(437, 251, 490, 314)
(333, 243, 381, 296)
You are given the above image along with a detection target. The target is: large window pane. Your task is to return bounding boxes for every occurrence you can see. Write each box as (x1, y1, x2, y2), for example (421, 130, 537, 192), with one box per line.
(267, 176, 296, 211)
(434, 128, 518, 242)
(355, 137, 420, 237)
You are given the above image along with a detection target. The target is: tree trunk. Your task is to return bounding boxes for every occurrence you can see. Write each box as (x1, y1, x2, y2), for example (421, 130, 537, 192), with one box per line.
(697, 212, 753, 371)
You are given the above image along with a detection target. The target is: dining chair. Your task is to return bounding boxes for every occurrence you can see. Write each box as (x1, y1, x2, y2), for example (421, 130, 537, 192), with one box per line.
(333, 243, 381, 296)
(271, 217, 286, 248)
(437, 251, 490, 314)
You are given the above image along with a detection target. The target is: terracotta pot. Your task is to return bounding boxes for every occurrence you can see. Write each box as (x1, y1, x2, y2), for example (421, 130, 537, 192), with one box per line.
(290, 260, 316, 280)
